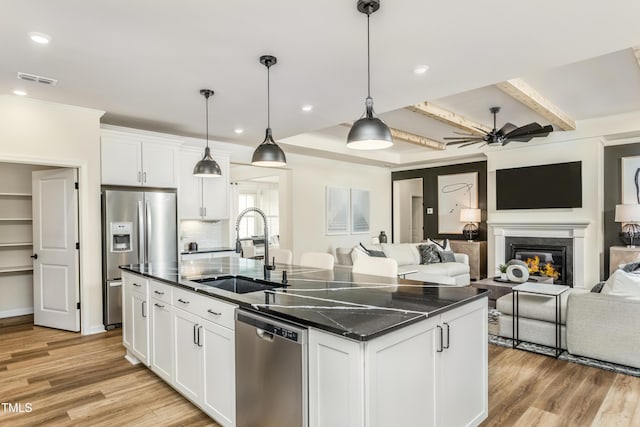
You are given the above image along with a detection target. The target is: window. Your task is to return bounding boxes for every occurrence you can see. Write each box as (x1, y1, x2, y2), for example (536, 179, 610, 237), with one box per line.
(237, 182, 279, 243)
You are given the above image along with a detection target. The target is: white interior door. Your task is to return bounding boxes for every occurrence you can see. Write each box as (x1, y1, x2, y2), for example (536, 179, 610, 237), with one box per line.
(32, 168, 80, 331)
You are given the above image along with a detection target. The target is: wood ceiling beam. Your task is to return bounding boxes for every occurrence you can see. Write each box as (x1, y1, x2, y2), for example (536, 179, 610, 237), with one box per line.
(405, 102, 492, 136)
(341, 123, 446, 150)
(496, 78, 576, 131)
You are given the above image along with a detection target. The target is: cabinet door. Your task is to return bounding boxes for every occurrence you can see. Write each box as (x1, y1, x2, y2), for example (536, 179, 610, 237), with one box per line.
(101, 136, 142, 186)
(309, 328, 365, 427)
(438, 298, 488, 427)
(122, 285, 133, 349)
(150, 299, 174, 383)
(173, 308, 204, 404)
(142, 141, 177, 188)
(202, 153, 230, 220)
(365, 318, 439, 427)
(131, 292, 149, 366)
(202, 319, 236, 426)
(178, 149, 203, 219)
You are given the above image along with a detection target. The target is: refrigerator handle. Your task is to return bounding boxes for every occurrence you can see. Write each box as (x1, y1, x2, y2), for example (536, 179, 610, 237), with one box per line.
(138, 201, 145, 264)
(145, 201, 151, 264)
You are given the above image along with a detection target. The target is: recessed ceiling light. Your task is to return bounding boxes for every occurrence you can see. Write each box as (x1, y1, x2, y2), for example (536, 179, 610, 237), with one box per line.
(234, 128, 244, 134)
(413, 65, 429, 75)
(13, 90, 27, 96)
(301, 105, 313, 112)
(28, 32, 51, 44)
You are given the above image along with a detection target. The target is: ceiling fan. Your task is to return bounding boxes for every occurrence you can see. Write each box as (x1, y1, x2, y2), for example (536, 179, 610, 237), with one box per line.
(444, 106, 554, 148)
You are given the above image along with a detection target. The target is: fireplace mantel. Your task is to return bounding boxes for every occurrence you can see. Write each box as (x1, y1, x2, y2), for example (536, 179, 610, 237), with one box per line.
(488, 220, 591, 288)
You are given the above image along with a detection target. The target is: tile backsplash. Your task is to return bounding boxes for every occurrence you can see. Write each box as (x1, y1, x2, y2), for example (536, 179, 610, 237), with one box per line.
(179, 220, 227, 251)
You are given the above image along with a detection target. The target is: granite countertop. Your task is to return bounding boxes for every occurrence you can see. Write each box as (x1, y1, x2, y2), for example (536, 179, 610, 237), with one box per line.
(180, 247, 236, 255)
(121, 257, 488, 341)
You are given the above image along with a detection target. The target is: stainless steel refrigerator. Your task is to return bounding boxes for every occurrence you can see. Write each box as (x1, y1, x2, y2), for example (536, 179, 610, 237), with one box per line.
(101, 187, 177, 328)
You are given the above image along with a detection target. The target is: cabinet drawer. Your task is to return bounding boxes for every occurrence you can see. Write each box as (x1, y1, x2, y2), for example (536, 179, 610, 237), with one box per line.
(149, 280, 173, 303)
(123, 272, 148, 295)
(173, 287, 236, 330)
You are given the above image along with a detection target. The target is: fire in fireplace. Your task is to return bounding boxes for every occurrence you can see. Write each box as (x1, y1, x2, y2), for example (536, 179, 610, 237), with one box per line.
(508, 243, 569, 286)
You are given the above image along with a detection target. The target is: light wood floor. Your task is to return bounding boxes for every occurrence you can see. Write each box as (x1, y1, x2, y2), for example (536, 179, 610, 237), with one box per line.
(0, 316, 217, 426)
(2, 316, 640, 426)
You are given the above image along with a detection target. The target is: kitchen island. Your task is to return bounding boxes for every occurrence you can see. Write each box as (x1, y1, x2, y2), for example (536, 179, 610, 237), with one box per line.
(121, 257, 488, 427)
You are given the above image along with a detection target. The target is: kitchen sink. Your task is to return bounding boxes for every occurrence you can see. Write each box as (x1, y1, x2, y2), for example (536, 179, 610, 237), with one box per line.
(192, 277, 283, 294)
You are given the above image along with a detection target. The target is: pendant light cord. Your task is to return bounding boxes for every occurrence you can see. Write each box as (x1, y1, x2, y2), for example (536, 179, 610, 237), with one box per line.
(367, 12, 371, 99)
(205, 93, 209, 148)
(267, 63, 271, 129)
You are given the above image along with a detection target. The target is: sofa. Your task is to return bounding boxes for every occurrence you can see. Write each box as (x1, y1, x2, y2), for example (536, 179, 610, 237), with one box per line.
(566, 269, 640, 369)
(338, 242, 470, 286)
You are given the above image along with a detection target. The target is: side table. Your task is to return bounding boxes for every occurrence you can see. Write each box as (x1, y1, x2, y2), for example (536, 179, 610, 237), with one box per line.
(512, 283, 570, 357)
(609, 246, 640, 274)
(449, 240, 487, 280)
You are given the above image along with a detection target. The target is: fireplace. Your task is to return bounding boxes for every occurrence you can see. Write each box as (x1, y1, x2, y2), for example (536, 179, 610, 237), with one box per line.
(505, 237, 573, 287)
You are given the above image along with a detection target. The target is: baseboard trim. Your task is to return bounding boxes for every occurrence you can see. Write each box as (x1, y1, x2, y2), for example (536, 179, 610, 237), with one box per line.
(0, 307, 34, 319)
(82, 325, 106, 335)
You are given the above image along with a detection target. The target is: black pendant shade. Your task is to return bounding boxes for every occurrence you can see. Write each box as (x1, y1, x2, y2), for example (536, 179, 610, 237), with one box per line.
(193, 89, 222, 178)
(347, 0, 393, 150)
(252, 55, 286, 167)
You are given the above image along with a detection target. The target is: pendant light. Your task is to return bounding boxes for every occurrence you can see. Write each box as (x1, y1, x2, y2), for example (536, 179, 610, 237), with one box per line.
(193, 89, 222, 178)
(252, 55, 287, 167)
(347, 0, 393, 150)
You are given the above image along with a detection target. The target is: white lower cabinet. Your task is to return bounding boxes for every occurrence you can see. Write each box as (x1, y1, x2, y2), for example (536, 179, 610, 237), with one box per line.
(173, 307, 204, 402)
(150, 297, 174, 383)
(122, 272, 149, 366)
(308, 297, 488, 427)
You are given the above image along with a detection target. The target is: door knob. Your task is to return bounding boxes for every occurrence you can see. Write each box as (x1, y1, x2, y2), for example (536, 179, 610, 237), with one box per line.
(30, 254, 38, 260)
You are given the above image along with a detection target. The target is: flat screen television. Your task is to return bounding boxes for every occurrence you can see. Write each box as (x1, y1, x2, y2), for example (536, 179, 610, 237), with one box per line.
(496, 161, 582, 210)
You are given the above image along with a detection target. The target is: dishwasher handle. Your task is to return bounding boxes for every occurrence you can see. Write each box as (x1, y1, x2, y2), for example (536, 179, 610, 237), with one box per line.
(256, 328, 274, 342)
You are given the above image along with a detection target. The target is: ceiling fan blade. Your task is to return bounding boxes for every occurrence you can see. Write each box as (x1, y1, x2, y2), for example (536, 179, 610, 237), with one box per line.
(459, 141, 482, 148)
(505, 123, 553, 139)
(446, 139, 479, 145)
(453, 131, 475, 136)
(443, 137, 483, 141)
(498, 122, 518, 135)
(472, 126, 489, 134)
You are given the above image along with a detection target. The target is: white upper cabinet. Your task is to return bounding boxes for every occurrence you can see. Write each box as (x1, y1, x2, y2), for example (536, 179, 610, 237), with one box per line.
(179, 147, 230, 220)
(101, 129, 178, 188)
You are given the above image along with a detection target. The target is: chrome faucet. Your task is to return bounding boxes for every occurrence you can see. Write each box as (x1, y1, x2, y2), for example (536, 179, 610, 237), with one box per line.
(235, 207, 275, 280)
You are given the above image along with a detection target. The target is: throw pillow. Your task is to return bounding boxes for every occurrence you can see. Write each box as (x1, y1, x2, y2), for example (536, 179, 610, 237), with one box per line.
(590, 281, 606, 293)
(426, 238, 451, 252)
(418, 244, 441, 265)
(439, 250, 456, 263)
(358, 243, 386, 258)
(622, 261, 640, 273)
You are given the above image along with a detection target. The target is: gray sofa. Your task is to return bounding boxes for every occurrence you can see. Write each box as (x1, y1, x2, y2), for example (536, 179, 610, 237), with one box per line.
(566, 281, 640, 369)
(339, 243, 470, 286)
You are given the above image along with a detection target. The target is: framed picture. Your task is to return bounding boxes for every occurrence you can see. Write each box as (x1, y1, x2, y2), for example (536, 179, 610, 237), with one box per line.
(621, 156, 640, 204)
(326, 186, 349, 235)
(351, 188, 370, 234)
(437, 172, 478, 234)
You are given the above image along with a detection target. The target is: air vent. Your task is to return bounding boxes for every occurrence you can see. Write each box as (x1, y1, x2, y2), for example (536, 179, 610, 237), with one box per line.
(17, 72, 58, 86)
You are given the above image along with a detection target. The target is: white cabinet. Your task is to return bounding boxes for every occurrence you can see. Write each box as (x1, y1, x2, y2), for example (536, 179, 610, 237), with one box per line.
(122, 272, 149, 366)
(101, 129, 178, 188)
(202, 319, 236, 426)
(179, 148, 230, 220)
(308, 297, 488, 427)
(150, 280, 174, 384)
(173, 307, 204, 402)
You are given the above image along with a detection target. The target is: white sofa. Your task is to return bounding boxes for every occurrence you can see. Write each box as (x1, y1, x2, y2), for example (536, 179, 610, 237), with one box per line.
(347, 243, 470, 286)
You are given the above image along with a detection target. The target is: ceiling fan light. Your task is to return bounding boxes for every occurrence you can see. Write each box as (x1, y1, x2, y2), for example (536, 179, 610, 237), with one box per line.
(193, 146, 222, 177)
(252, 128, 287, 167)
(347, 116, 393, 150)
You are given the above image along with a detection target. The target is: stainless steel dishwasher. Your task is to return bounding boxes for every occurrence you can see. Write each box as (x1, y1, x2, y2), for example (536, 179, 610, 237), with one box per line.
(235, 310, 308, 427)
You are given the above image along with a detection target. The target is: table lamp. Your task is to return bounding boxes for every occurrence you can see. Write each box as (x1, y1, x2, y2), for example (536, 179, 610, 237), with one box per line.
(460, 208, 481, 241)
(615, 204, 640, 247)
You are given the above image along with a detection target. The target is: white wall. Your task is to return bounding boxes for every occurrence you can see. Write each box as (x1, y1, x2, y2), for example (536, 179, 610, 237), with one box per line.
(485, 138, 604, 286)
(393, 178, 422, 243)
(289, 156, 391, 263)
(0, 96, 104, 334)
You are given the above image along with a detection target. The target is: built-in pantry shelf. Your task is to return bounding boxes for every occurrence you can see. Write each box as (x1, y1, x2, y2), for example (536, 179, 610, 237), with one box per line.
(0, 192, 31, 197)
(0, 265, 33, 274)
(0, 242, 32, 248)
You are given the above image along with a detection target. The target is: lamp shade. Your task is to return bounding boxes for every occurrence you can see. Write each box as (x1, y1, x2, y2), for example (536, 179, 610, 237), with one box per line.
(193, 146, 222, 177)
(615, 204, 640, 223)
(347, 116, 393, 150)
(460, 208, 481, 223)
(252, 128, 286, 167)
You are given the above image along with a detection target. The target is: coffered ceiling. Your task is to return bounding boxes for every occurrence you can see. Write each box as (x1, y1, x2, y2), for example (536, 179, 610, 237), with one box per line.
(3, 1, 640, 166)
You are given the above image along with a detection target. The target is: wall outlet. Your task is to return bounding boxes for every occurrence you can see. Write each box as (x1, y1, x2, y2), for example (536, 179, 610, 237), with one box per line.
(426, 207, 434, 214)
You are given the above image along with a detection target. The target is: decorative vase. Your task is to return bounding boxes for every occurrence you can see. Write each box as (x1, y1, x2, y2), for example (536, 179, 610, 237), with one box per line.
(500, 272, 507, 280)
(378, 231, 388, 243)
